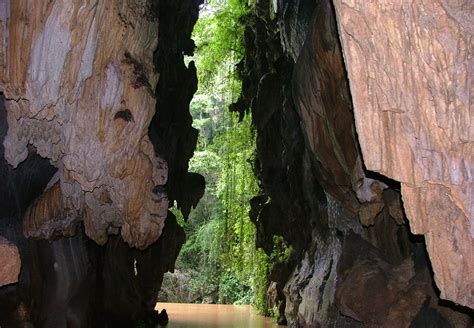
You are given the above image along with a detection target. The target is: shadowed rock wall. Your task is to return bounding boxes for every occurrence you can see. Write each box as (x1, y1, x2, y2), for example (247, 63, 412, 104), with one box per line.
(235, 0, 473, 326)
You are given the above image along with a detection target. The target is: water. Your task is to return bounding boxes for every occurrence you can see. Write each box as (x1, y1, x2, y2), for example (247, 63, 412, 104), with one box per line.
(155, 303, 285, 328)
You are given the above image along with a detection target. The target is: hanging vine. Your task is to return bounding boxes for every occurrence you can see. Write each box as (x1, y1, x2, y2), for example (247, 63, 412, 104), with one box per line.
(160, 0, 272, 314)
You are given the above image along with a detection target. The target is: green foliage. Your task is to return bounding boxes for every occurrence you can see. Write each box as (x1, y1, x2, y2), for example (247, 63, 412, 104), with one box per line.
(162, 114, 270, 309)
(169, 205, 186, 228)
(160, 0, 273, 315)
(193, 0, 250, 97)
(270, 235, 293, 264)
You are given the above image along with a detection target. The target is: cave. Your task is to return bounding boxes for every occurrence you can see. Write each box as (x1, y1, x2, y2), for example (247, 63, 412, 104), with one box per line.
(0, 0, 472, 327)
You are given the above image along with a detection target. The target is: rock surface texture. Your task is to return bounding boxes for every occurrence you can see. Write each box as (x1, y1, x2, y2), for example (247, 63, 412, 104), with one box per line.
(0, 0, 472, 326)
(0, 1, 202, 326)
(0, 237, 21, 286)
(237, 0, 473, 326)
(1, 0, 167, 249)
(333, 0, 473, 308)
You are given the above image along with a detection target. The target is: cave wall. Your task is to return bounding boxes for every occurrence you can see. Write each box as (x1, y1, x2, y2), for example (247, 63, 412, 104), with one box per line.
(0, 237, 20, 287)
(149, 0, 205, 220)
(0, 95, 22, 289)
(0, 92, 59, 325)
(333, 0, 473, 308)
(0, 0, 166, 249)
(0, 0, 202, 326)
(0, 0, 471, 326)
(237, 0, 472, 326)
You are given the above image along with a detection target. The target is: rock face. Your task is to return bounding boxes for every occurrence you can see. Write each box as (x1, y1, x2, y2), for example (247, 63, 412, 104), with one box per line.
(1, 0, 167, 249)
(335, 234, 427, 327)
(0, 0, 471, 326)
(0, 92, 57, 325)
(333, 0, 473, 308)
(237, 0, 473, 326)
(0, 237, 21, 286)
(149, 0, 204, 221)
(0, 1, 202, 326)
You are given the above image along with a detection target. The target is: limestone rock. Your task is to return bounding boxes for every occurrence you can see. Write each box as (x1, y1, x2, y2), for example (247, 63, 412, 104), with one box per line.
(0, 0, 167, 249)
(333, 0, 474, 308)
(284, 235, 345, 327)
(0, 237, 21, 286)
(291, 0, 392, 228)
(23, 182, 79, 239)
(0, 1, 202, 325)
(336, 234, 427, 327)
(237, 0, 472, 325)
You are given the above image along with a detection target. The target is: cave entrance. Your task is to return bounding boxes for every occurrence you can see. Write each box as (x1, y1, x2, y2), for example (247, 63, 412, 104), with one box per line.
(158, 0, 275, 318)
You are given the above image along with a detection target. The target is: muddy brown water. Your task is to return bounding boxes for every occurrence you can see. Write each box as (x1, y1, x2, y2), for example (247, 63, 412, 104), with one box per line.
(155, 303, 285, 328)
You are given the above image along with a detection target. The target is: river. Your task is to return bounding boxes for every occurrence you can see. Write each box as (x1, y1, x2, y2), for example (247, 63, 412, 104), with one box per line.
(155, 303, 285, 328)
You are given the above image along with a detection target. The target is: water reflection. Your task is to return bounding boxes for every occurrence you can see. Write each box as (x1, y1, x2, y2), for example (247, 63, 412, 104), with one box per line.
(155, 303, 285, 328)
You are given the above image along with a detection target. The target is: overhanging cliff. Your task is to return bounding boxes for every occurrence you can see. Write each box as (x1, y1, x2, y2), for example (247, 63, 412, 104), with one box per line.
(333, 0, 473, 308)
(235, 0, 473, 326)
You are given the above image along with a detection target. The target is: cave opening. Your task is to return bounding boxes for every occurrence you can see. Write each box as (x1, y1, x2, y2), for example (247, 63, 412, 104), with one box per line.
(157, 0, 276, 316)
(0, 0, 472, 327)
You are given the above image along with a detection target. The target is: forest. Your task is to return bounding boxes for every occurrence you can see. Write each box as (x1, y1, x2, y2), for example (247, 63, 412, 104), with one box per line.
(159, 0, 290, 315)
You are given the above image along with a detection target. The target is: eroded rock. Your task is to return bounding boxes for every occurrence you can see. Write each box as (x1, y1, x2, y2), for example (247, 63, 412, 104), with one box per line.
(0, 0, 167, 249)
(23, 182, 78, 239)
(336, 234, 427, 327)
(333, 0, 474, 308)
(0, 237, 20, 286)
(0, 1, 202, 326)
(237, 0, 473, 325)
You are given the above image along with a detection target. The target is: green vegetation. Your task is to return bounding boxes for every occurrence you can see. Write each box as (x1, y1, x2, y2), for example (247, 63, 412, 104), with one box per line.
(159, 0, 273, 314)
(192, 0, 250, 98)
(167, 113, 267, 307)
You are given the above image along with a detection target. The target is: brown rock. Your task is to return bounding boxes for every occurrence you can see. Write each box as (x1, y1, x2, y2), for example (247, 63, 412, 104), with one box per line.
(292, 0, 392, 229)
(0, 237, 21, 286)
(0, 1, 168, 249)
(384, 189, 405, 225)
(336, 234, 427, 327)
(333, 0, 474, 308)
(23, 181, 79, 239)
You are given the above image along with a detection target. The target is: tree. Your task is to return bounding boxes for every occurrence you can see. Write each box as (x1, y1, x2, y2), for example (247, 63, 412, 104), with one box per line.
(160, 0, 271, 313)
